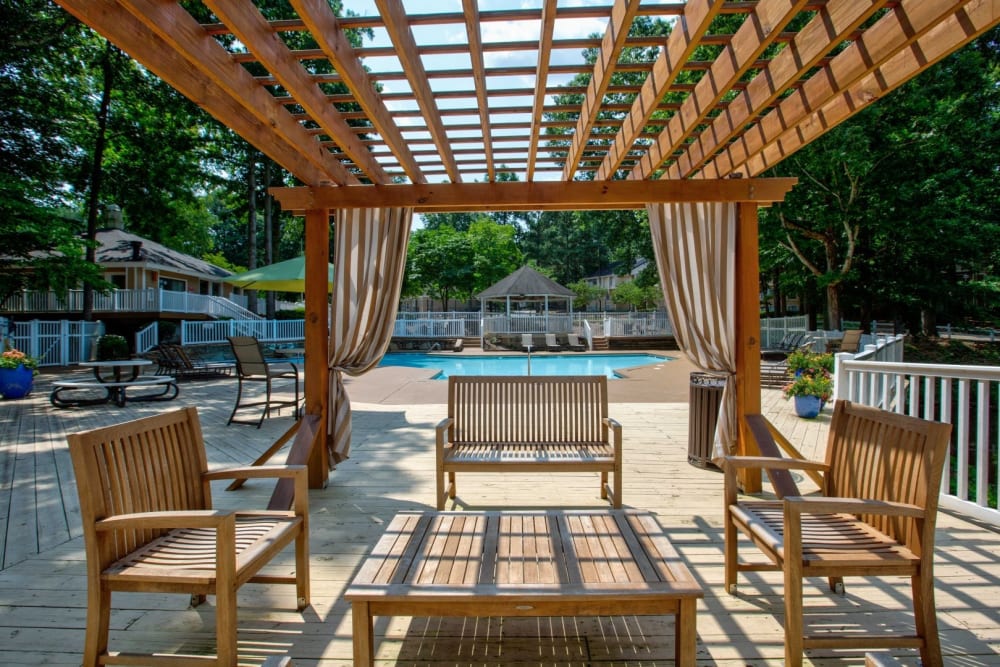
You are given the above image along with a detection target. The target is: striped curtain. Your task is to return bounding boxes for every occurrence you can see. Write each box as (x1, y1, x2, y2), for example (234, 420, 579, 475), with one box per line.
(647, 202, 737, 461)
(328, 207, 412, 465)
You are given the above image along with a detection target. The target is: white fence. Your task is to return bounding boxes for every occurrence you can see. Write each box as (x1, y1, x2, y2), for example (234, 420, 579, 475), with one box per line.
(1, 288, 259, 319)
(760, 315, 809, 348)
(180, 319, 305, 345)
(602, 311, 672, 337)
(3, 319, 105, 367)
(834, 334, 1000, 527)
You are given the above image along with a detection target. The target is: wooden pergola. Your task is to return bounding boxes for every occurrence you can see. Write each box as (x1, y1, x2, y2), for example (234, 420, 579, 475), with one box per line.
(57, 1, 1000, 491)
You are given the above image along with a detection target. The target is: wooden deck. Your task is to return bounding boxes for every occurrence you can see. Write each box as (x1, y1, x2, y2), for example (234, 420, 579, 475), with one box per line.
(0, 371, 998, 665)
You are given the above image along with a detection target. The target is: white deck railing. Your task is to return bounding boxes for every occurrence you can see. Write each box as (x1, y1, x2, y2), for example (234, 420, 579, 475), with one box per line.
(1, 288, 259, 319)
(180, 319, 305, 345)
(835, 335, 1000, 527)
(5, 320, 105, 367)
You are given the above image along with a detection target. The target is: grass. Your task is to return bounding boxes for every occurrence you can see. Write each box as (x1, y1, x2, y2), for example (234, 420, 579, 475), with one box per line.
(904, 337, 1000, 366)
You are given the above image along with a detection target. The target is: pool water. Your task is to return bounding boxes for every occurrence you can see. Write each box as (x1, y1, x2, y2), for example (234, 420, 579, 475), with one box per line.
(377, 352, 672, 379)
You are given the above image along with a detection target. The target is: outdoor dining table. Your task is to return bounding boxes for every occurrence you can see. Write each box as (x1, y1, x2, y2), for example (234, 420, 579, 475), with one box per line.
(50, 359, 177, 408)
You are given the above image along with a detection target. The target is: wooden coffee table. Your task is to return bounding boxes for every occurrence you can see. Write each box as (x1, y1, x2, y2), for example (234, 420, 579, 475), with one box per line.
(345, 510, 703, 665)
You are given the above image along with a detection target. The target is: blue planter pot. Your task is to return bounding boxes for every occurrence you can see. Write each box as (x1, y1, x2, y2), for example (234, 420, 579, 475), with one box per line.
(0, 364, 34, 399)
(793, 395, 822, 419)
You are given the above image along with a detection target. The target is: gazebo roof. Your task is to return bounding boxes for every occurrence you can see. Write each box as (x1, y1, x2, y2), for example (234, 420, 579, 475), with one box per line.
(54, 2, 997, 194)
(478, 265, 575, 300)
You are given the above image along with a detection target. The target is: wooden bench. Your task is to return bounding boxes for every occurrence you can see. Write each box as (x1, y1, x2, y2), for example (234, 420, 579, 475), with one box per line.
(50, 375, 178, 408)
(346, 510, 702, 666)
(67, 406, 310, 666)
(435, 375, 622, 509)
(723, 401, 952, 666)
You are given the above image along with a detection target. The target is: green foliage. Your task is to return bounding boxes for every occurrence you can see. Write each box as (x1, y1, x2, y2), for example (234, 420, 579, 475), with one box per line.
(567, 280, 605, 310)
(786, 350, 834, 375)
(96, 334, 129, 360)
(0, 344, 39, 371)
(610, 280, 662, 311)
(782, 368, 833, 401)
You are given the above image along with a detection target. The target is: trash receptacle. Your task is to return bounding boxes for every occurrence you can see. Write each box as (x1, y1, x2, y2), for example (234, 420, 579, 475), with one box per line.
(689, 372, 725, 469)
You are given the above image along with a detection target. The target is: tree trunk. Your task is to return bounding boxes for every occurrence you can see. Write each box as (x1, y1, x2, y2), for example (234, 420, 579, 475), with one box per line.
(826, 283, 842, 331)
(921, 308, 938, 338)
(82, 41, 116, 322)
(246, 150, 258, 316)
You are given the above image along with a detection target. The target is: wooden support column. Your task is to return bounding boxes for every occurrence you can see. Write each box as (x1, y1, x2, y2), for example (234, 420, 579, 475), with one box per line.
(304, 206, 330, 489)
(734, 202, 762, 493)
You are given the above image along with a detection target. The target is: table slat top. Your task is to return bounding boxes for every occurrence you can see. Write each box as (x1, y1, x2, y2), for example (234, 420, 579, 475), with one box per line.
(346, 510, 703, 602)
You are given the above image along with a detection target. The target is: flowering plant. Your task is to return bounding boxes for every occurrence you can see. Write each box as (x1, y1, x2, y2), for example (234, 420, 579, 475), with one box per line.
(782, 368, 833, 401)
(0, 345, 39, 372)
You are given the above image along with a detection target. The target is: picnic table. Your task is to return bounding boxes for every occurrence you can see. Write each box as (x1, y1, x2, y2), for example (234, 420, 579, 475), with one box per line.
(50, 359, 178, 408)
(346, 510, 703, 666)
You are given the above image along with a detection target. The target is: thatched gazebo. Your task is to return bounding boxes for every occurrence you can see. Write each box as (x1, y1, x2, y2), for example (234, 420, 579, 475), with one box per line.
(477, 266, 575, 343)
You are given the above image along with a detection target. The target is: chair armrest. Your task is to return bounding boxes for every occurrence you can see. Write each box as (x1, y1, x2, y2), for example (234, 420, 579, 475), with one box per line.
(95, 510, 234, 531)
(435, 417, 454, 449)
(603, 417, 622, 456)
(784, 495, 925, 519)
(723, 455, 829, 473)
(204, 464, 307, 481)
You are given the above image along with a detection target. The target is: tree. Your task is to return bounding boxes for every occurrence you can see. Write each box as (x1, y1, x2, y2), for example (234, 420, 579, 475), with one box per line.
(406, 226, 474, 309)
(611, 280, 661, 311)
(567, 279, 605, 311)
(467, 219, 523, 295)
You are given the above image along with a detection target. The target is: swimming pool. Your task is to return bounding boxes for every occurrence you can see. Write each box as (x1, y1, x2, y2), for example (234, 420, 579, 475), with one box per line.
(377, 352, 672, 379)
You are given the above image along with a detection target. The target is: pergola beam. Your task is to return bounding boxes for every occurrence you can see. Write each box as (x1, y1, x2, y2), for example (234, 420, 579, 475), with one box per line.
(527, 0, 558, 182)
(271, 178, 798, 214)
(667, 0, 889, 180)
(72, 0, 352, 186)
(742, 0, 1000, 175)
(203, 0, 387, 184)
(462, 0, 496, 182)
(630, 0, 808, 181)
(375, 0, 463, 183)
(596, 0, 722, 181)
(562, 0, 641, 181)
(291, 0, 426, 184)
(699, 0, 980, 178)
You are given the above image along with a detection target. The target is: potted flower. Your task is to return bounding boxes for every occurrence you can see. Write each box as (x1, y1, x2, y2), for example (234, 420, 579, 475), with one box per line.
(782, 368, 833, 419)
(0, 344, 39, 399)
(786, 350, 833, 376)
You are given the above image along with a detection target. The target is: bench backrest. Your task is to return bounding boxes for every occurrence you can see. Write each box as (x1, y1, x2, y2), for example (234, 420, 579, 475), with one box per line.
(825, 401, 951, 553)
(447, 375, 609, 444)
(67, 407, 210, 569)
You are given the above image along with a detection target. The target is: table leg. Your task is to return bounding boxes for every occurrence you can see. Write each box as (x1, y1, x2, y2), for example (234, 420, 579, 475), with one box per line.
(351, 601, 374, 666)
(675, 598, 697, 666)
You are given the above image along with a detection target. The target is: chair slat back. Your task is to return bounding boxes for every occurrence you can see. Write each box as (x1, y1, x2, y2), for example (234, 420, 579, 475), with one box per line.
(68, 407, 210, 567)
(825, 401, 951, 552)
(229, 336, 268, 376)
(448, 375, 608, 444)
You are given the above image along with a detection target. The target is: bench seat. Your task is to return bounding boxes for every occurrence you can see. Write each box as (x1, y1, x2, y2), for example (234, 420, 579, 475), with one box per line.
(436, 375, 622, 509)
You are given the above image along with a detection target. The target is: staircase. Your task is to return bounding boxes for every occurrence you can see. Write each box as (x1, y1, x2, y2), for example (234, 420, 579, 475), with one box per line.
(207, 296, 262, 321)
(591, 336, 610, 351)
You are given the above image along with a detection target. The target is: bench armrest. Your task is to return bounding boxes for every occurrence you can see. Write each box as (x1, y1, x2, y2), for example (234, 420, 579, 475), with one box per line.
(784, 495, 925, 519)
(723, 455, 829, 506)
(95, 509, 234, 531)
(435, 417, 454, 448)
(204, 464, 307, 481)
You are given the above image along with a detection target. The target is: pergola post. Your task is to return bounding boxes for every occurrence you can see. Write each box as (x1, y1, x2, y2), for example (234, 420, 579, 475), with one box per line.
(304, 207, 330, 489)
(735, 202, 762, 493)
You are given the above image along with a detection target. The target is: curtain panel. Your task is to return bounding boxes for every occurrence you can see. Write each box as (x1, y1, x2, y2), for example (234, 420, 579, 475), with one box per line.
(328, 206, 413, 465)
(647, 202, 738, 461)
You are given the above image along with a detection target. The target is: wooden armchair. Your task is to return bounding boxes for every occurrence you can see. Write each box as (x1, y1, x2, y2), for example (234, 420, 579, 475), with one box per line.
(68, 407, 310, 666)
(724, 401, 951, 666)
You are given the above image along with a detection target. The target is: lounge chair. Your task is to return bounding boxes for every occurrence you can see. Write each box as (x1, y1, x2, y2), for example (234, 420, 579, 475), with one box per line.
(760, 331, 808, 360)
(172, 344, 234, 377)
(521, 333, 535, 351)
(835, 329, 864, 354)
(227, 336, 301, 427)
(544, 333, 563, 351)
(566, 333, 587, 351)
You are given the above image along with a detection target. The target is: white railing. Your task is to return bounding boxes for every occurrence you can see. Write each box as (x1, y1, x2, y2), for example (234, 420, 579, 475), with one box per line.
(835, 335, 1000, 527)
(483, 313, 574, 334)
(135, 322, 159, 353)
(602, 311, 673, 337)
(582, 319, 594, 351)
(1, 288, 261, 319)
(393, 312, 480, 338)
(4, 319, 104, 366)
(180, 319, 305, 345)
(760, 315, 809, 348)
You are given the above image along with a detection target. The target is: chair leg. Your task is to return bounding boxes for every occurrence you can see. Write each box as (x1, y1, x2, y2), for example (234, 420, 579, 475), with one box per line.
(258, 377, 270, 428)
(912, 569, 943, 667)
(783, 561, 804, 667)
(215, 583, 239, 666)
(600, 471, 608, 499)
(295, 528, 311, 611)
(448, 471, 456, 498)
(228, 377, 245, 425)
(723, 510, 738, 595)
(82, 585, 111, 667)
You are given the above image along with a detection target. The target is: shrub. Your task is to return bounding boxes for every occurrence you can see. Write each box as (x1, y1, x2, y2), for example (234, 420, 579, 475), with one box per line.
(96, 334, 129, 360)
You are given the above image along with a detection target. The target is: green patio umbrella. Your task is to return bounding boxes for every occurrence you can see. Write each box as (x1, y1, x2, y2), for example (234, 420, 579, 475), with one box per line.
(224, 256, 334, 293)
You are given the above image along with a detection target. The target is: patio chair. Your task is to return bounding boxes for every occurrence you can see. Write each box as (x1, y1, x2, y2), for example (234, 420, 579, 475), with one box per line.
(521, 333, 535, 351)
(171, 344, 235, 378)
(724, 403, 952, 666)
(760, 331, 807, 360)
(835, 328, 864, 354)
(227, 335, 301, 427)
(544, 333, 563, 351)
(67, 407, 310, 667)
(566, 333, 587, 351)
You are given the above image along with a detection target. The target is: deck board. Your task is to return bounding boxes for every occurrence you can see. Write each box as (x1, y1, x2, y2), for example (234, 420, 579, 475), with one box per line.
(0, 370, 997, 665)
